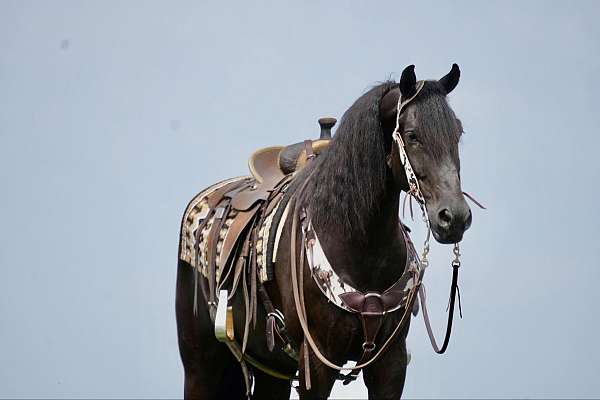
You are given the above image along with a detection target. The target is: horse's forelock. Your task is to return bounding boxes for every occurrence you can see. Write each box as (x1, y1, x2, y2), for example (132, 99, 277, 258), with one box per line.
(413, 81, 462, 162)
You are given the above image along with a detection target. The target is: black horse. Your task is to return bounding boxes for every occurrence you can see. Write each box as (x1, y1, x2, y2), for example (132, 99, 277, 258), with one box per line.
(176, 64, 472, 399)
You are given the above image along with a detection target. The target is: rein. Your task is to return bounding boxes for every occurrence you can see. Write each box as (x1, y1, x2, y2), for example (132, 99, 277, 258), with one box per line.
(419, 246, 462, 354)
(391, 81, 463, 355)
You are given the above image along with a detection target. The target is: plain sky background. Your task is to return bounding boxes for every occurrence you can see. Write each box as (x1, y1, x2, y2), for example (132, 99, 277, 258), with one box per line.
(1, 1, 599, 398)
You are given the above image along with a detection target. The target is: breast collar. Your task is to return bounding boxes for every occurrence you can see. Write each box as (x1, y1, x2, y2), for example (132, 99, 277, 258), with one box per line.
(300, 217, 423, 315)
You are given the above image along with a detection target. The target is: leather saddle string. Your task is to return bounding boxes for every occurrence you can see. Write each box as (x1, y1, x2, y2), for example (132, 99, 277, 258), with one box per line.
(193, 207, 217, 315)
(242, 217, 259, 354)
(462, 191, 486, 210)
(217, 238, 241, 292)
(242, 242, 251, 354)
(290, 172, 419, 373)
(228, 233, 250, 302)
(208, 201, 232, 305)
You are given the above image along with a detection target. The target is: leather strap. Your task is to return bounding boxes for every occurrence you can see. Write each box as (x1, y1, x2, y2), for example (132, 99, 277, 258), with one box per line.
(207, 180, 245, 209)
(249, 219, 261, 329)
(195, 179, 247, 266)
(218, 204, 260, 276)
(207, 202, 231, 305)
(419, 262, 461, 354)
(304, 139, 315, 161)
(337, 292, 387, 383)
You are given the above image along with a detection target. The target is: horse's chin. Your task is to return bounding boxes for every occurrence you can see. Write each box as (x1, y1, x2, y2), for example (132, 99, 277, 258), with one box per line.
(431, 226, 465, 245)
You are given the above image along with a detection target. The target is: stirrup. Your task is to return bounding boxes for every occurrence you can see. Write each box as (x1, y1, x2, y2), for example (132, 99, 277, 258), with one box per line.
(215, 290, 234, 342)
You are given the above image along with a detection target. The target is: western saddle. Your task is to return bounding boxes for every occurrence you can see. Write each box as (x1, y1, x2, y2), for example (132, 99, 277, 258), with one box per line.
(180, 117, 337, 387)
(248, 117, 336, 185)
(189, 116, 336, 306)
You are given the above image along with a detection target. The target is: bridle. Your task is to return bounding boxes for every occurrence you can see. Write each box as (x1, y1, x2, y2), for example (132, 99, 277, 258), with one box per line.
(289, 80, 475, 388)
(389, 81, 438, 265)
(390, 80, 463, 354)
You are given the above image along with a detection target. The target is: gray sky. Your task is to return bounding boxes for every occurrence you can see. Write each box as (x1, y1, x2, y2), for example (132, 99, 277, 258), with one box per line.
(1, 1, 599, 398)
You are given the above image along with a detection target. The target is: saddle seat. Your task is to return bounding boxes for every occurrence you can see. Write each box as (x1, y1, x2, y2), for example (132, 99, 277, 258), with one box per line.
(248, 139, 331, 184)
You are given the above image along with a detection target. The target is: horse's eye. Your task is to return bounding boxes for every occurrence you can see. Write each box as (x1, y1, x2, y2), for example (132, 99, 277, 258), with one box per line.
(405, 131, 419, 144)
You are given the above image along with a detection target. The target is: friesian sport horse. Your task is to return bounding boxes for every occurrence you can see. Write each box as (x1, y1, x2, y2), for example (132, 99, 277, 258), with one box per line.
(176, 64, 472, 399)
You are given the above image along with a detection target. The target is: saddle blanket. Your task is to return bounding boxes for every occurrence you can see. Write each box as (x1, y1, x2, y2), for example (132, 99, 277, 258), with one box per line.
(179, 176, 289, 283)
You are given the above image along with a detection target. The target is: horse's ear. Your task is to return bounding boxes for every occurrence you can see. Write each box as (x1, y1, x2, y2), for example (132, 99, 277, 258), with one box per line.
(439, 63, 460, 94)
(399, 65, 417, 98)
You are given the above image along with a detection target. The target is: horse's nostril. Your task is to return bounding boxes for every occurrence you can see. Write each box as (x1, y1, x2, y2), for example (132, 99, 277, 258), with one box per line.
(438, 208, 452, 226)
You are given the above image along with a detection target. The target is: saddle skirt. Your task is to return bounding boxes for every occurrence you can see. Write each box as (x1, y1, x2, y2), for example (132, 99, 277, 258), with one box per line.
(179, 140, 330, 291)
(179, 176, 249, 278)
(179, 175, 291, 286)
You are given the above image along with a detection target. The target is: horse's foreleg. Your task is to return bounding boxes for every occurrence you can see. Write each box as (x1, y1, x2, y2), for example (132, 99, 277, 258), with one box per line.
(251, 368, 292, 400)
(297, 342, 339, 400)
(181, 355, 246, 399)
(183, 365, 221, 400)
(362, 337, 409, 400)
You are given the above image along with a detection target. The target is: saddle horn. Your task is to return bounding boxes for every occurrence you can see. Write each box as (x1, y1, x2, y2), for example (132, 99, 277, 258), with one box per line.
(318, 117, 337, 139)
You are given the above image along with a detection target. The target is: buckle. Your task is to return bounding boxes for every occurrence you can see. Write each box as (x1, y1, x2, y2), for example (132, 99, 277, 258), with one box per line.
(362, 342, 376, 351)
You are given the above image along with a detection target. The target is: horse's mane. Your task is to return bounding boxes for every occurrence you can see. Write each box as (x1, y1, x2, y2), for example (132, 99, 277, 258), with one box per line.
(307, 80, 461, 239)
(308, 81, 395, 239)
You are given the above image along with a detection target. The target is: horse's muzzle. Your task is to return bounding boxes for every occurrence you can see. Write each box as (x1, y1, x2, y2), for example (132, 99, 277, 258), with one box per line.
(431, 206, 472, 244)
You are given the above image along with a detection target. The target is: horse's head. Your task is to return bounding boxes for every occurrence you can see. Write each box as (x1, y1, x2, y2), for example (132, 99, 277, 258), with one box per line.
(381, 64, 471, 244)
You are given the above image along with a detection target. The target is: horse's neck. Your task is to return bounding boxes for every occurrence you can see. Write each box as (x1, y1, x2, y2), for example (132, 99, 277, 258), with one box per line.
(310, 180, 408, 292)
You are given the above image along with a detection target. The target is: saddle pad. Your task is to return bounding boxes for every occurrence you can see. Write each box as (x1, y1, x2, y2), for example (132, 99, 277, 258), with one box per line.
(179, 176, 248, 277)
(256, 187, 289, 282)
